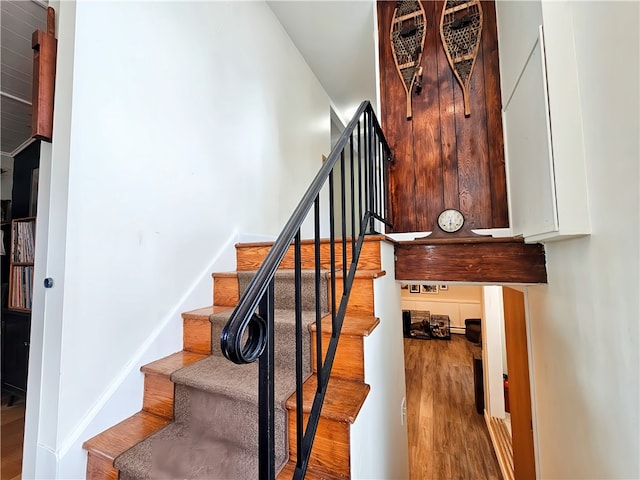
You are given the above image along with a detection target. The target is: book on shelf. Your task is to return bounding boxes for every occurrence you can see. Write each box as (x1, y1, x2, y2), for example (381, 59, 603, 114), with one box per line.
(12, 220, 35, 263)
(9, 217, 36, 310)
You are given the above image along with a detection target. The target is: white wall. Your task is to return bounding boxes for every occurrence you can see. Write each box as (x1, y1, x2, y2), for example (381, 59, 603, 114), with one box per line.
(24, 2, 333, 478)
(482, 286, 506, 418)
(351, 240, 409, 478)
(525, 2, 639, 478)
(401, 285, 483, 330)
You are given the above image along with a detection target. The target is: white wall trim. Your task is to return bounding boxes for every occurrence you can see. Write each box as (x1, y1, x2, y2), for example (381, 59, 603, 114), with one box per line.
(56, 229, 239, 459)
(484, 410, 514, 480)
(1, 137, 37, 158)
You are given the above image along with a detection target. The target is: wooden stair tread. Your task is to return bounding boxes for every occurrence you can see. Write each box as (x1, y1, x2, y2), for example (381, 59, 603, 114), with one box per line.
(238, 235, 387, 249)
(82, 411, 170, 461)
(310, 314, 379, 337)
(211, 271, 238, 278)
(399, 235, 525, 245)
(330, 269, 385, 279)
(140, 350, 207, 377)
(235, 236, 389, 272)
(277, 461, 344, 480)
(285, 375, 370, 423)
(181, 305, 231, 320)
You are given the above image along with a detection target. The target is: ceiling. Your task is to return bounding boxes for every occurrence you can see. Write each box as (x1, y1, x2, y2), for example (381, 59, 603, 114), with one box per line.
(267, 1, 378, 124)
(0, 1, 376, 156)
(1, 0, 47, 156)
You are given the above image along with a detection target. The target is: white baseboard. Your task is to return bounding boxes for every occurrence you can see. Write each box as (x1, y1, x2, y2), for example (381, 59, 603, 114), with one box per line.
(484, 411, 514, 480)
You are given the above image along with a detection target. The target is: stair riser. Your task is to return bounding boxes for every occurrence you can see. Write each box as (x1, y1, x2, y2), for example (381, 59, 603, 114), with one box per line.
(214, 272, 330, 314)
(212, 275, 239, 307)
(183, 316, 211, 355)
(236, 240, 382, 272)
(86, 453, 118, 480)
(328, 276, 375, 315)
(310, 332, 365, 382)
(142, 375, 174, 420)
(237, 271, 328, 313)
(216, 274, 375, 316)
(287, 414, 350, 478)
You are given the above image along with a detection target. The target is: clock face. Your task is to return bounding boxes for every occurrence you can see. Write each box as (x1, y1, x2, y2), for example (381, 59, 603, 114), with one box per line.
(437, 209, 464, 233)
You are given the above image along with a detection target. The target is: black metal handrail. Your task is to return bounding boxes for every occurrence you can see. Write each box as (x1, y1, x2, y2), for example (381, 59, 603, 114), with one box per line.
(220, 100, 393, 479)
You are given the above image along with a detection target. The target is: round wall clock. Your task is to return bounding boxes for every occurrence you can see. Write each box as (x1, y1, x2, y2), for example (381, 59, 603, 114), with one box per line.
(437, 208, 465, 233)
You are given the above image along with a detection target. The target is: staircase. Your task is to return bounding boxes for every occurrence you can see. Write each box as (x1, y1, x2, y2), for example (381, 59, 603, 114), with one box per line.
(83, 236, 385, 479)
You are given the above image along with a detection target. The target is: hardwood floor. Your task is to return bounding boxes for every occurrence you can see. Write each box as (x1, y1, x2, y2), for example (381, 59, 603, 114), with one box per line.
(404, 335, 501, 480)
(1, 393, 26, 480)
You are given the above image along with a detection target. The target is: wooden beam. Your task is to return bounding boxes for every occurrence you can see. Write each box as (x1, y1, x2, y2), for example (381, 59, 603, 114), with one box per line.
(395, 238, 547, 283)
(31, 7, 57, 142)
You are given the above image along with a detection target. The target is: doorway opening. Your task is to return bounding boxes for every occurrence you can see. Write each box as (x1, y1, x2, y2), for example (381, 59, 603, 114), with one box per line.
(399, 282, 537, 480)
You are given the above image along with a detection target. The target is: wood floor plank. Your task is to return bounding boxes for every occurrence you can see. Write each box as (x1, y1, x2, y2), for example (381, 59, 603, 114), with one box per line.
(404, 335, 501, 480)
(1, 394, 25, 480)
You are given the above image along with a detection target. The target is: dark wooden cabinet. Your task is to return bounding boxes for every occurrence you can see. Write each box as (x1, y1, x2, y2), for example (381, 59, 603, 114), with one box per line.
(1, 140, 39, 404)
(1, 309, 31, 399)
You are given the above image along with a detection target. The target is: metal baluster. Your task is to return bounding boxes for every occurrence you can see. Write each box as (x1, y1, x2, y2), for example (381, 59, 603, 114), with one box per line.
(328, 170, 336, 356)
(350, 132, 356, 259)
(258, 280, 275, 480)
(357, 120, 363, 238)
(294, 230, 303, 469)
(340, 150, 347, 325)
(367, 110, 375, 233)
(314, 197, 322, 392)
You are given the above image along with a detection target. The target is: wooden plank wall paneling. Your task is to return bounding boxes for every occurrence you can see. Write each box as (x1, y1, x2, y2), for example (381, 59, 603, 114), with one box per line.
(395, 241, 547, 284)
(377, 0, 508, 233)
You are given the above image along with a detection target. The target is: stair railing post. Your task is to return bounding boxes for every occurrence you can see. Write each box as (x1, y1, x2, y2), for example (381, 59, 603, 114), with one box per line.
(258, 279, 276, 480)
(367, 109, 376, 234)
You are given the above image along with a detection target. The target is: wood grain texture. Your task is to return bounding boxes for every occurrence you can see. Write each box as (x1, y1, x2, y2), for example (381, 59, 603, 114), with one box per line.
(310, 315, 379, 382)
(404, 335, 501, 480)
(377, 0, 508, 233)
(1, 394, 25, 480)
(212, 272, 239, 307)
(182, 306, 231, 354)
(311, 330, 365, 381)
(83, 411, 170, 480)
(277, 461, 343, 480)
(142, 374, 174, 419)
(503, 287, 536, 480)
(85, 452, 119, 480)
(487, 414, 515, 480)
(482, 0, 509, 227)
(455, 5, 492, 229)
(285, 375, 369, 478)
(140, 351, 207, 420)
(287, 413, 351, 478)
(395, 240, 547, 283)
(377, 2, 417, 231)
(285, 375, 370, 423)
(327, 271, 384, 315)
(284, 376, 369, 478)
(309, 314, 380, 338)
(437, 9, 460, 218)
(141, 350, 208, 377)
(412, 0, 444, 231)
(235, 236, 382, 272)
(30, 7, 56, 141)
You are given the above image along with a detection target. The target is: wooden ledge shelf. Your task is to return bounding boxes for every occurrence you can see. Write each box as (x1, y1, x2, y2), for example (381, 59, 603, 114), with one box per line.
(395, 238, 546, 283)
(285, 375, 370, 424)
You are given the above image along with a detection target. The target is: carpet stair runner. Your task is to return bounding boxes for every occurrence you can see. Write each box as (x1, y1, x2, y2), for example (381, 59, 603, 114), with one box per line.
(83, 237, 384, 479)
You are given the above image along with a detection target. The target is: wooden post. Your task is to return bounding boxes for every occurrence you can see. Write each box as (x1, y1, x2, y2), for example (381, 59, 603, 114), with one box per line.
(31, 7, 57, 142)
